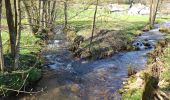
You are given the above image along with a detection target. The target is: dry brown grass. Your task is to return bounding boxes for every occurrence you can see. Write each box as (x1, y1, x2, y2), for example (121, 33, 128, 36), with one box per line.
(159, 27, 170, 34)
(70, 29, 132, 59)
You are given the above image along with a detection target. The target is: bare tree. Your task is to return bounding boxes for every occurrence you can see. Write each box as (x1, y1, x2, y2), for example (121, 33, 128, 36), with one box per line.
(50, 1, 57, 25)
(89, 0, 99, 51)
(64, 0, 68, 29)
(149, 0, 160, 29)
(5, 0, 16, 58)
(14, 0, 22, 69)
(23, 0, 58, 35)
(0, 0, 5, 72)
(23, 0, 37, 33)
(14, 0, 18, 37)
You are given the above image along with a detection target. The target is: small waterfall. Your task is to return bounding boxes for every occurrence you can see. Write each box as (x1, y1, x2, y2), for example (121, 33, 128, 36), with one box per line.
(41, 25, 74, 71)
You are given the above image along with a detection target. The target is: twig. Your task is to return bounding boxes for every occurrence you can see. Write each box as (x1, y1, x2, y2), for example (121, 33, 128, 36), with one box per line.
(2, 87, 44, 94)
(16, 73, 29, 96)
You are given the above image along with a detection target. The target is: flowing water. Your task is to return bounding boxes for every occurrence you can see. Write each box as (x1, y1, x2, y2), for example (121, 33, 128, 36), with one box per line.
(19, 22, 170, 100)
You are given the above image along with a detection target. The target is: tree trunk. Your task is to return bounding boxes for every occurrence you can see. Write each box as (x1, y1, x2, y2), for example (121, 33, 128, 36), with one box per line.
(39, 0, 42, 31)
(51, 1, 57, 24)
(14, 0, 17, 37)
(0, 0, 5, 72)
(152, 0, 160, 25)
(47, 1, 51, 23)
(42, 0, 46, 29)
(14, 0, 21, 69)
(89, 0, 98, 51)
(129, 0, 134, 9)
(22, 0, 39, 34)
(5, 0, 16, 59)
(64, 0, 68, 29)
(149, 0, 160, 29)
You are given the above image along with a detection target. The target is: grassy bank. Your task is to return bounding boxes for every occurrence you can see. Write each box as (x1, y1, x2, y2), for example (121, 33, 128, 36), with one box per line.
(66, 9, 170, 59)
(121, 35, 170, 99)
(59, 5, 170, 59)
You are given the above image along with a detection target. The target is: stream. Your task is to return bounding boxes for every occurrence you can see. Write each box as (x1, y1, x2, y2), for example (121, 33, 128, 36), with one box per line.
(19, 22, 170, 100)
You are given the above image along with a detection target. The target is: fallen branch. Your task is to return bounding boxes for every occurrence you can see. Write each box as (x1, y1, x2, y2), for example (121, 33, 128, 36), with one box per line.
(16, 73, 29, 96)
(1, 87, 44, 95)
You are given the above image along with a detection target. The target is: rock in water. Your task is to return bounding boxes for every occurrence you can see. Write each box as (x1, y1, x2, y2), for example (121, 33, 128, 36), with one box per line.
(70, 84, 81, 93)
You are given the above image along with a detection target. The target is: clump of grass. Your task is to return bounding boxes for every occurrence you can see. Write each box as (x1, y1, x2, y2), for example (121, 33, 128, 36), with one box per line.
(159, 27, 170, 34)
(128, 65, 137, 77)
(122, 88, 142, 100)
(71, 29, 133, 59)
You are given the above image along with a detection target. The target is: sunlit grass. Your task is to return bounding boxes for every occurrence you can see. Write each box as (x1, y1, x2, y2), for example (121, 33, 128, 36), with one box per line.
(160, 44, 170, 92)
(66, 7, 170, 38)
(122, 88, 142, 100)
(1, 30, 40, 55)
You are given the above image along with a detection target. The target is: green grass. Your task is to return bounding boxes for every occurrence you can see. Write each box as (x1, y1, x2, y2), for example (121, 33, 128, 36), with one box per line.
(122, 88, 142, 100)
(1, 30, 41, 54)
(62, 5, 170, 59)
(65, 6, 170, 40)
(1, 30, 42, 70)
(160, 45, 170, 92)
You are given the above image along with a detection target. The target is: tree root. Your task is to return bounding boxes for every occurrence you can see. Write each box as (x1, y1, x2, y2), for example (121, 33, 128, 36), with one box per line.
(154, 90, 169, 100)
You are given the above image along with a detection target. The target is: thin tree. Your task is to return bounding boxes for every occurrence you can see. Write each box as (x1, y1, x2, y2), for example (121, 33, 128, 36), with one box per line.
(64, 0, 68, 29)
(22, 0, 42, 34)
(0, 0, 5, 72)
(129, 0, 134, 8)
(14, 0, 18, 37)
(89, 0, 99, 51)
(149, 0, 153, 28)
(14, 0, 22, 69)
(149, 0, 160, 29)
(50, 0, 57, 25)
(23, 0, 57, 34)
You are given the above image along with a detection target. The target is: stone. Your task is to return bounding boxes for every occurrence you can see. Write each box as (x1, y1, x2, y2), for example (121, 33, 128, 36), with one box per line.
(70, 84, 81, 93)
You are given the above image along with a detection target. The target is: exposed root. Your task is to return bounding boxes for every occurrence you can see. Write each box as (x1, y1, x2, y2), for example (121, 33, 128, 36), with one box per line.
(153, 90, 169, 100)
